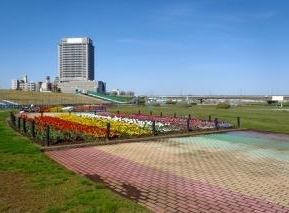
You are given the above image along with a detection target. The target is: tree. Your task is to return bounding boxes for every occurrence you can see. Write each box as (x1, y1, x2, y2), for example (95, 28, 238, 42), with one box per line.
(126, 91, 135, 96)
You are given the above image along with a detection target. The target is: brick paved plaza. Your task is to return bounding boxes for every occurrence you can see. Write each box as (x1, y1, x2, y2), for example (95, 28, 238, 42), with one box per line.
(46, 131, 289, 213)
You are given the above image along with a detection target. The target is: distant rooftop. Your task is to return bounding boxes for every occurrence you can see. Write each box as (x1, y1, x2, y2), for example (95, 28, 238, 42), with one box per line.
(61, 37, 93, 44)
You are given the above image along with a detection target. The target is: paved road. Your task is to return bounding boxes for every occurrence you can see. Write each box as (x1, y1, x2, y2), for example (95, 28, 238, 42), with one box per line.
(46, 132, 289, 213)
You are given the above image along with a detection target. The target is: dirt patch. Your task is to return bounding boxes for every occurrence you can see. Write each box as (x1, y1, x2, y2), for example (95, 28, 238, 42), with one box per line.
(0, 172, 41, 212)
(0, 171, 69, 213)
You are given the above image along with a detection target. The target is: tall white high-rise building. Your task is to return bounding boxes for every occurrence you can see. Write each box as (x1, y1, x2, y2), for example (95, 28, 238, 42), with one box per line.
(58, 37, 94, 82)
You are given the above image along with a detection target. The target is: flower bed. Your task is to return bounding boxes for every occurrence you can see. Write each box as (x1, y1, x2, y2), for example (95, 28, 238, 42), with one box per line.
(16, 111, 233, 146)
(73, 113, 179, 133)
(96, 112, 221, 131)
(19, 114, 119, 145)
(59, 114, 152, 137)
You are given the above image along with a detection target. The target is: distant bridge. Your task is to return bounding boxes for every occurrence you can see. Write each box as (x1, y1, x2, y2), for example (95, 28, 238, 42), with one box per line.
(147, 95, 289, 103)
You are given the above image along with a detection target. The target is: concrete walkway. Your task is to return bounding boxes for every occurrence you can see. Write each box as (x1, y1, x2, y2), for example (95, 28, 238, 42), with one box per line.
(46, 133, 289, 213)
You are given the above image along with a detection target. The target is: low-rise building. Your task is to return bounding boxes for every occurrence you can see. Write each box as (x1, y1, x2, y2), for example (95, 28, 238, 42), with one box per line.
(11, 75, 36, 91)
(57, 80, 106, 94)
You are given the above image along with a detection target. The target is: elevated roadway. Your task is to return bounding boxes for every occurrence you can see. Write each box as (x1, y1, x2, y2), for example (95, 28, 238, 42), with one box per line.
(148, 95, 289, 103)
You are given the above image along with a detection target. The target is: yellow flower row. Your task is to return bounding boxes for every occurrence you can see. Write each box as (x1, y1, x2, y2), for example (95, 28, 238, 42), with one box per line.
(58, 114, 152, 137)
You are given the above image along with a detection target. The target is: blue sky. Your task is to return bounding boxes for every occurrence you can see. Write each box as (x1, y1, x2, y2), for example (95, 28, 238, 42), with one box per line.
(0, 0, 288, 95)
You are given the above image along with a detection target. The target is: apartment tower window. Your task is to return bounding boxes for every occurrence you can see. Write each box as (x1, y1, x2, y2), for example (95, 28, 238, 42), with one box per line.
(58, 37, 94, 82)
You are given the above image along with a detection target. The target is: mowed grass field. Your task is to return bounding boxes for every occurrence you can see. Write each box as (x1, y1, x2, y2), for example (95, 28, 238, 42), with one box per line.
(0, 111, 152, 213)
(0, 89, 105, 105)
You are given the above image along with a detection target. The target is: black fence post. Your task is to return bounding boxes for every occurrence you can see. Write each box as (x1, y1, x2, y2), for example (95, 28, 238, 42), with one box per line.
(150, 111, 152, 116)
(45, 125, 50, 146)
(188, 114, 191, 120)
(152, 120, 156, 135)
(31, 121, 35, 138)
(23, 119, 27, 133)
(209, 115, 212, 121)
(237, 117, 241, 128)
(138, 110, 141, 115)
(160, 112, 162, 117)
(187, 118, 191, 131)
(106, 123, 111, 140)
(117, 110, 119, 114)
(174, 113, 176, 118)
(214, 118, 219, 130)
(10, 112, 16, 126)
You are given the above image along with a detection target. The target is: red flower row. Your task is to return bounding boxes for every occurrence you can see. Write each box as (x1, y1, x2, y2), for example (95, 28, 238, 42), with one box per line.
(33, 116, 118, 138)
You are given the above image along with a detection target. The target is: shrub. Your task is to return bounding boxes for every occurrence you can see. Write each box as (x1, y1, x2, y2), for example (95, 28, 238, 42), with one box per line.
(137, 97, 146, 105)
(166, 100, 177, 105)
(216, 103, 231, 109)
(176, 103, 192, 108)
(151, 103, 161, 107)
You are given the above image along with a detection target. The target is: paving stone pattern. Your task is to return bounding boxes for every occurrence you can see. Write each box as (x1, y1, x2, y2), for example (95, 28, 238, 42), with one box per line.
(46, 132, 289, 213)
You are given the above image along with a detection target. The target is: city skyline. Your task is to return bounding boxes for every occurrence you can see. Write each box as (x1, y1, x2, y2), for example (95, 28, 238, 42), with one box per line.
(0, 0, 288, 95)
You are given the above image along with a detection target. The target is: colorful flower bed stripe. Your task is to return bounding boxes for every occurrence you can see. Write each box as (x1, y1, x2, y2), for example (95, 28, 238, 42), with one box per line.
(17, 111, 233, 145)
(78, 113, 183, 133)
(96, 112, 233, 130)
(34, 115, 113, 137)
(58, 114, 152, 137)
(21, 115, 120, 144)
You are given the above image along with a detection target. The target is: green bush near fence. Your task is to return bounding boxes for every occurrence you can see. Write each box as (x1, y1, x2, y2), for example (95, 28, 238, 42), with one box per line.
(176, 103, 193, 108)
(216, 103, 231, 109)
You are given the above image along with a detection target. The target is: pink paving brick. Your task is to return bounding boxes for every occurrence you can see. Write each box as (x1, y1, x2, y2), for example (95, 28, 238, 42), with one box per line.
(46, 147, 289, 213)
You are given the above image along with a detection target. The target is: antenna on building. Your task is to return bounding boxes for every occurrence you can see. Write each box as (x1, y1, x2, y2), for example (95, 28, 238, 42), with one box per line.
(23, 75, 28, 83)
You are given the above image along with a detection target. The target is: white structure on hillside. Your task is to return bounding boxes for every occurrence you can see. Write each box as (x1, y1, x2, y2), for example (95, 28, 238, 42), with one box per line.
(11, 75, 36, 91)
(272, 96, 284, 107)
(40, 76, 52, 92)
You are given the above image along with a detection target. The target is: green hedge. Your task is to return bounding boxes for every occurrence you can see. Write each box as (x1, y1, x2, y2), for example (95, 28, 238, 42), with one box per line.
(216, 103, 231, 109)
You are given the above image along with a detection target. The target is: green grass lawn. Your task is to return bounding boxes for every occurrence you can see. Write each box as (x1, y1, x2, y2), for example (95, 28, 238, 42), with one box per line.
(0, 111, 152, 213)
(108, 104, 289, 134)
